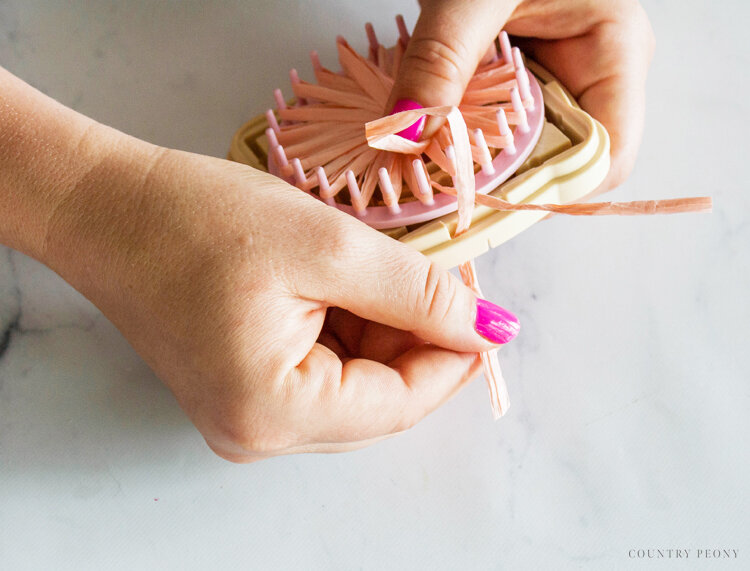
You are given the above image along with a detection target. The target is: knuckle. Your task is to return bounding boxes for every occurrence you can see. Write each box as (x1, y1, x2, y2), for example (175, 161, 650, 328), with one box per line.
(206, 443, 255, 464)
(404, 36, 468, 86)
(241, 433, 289, 455)
(415, 261, 460, 325)
(227, 424, 290, 455)
(212, 407, 292, 457)
(319, 216, 365, 269)
(392, 407, 424, 434)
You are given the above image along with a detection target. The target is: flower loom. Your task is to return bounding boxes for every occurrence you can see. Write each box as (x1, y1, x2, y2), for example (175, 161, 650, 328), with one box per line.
(229, 15, 711, 419)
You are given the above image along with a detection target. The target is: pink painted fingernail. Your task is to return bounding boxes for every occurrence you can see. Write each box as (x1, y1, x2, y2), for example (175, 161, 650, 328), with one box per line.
(390, 98, 425, 141)
(475, 298, 520, 344)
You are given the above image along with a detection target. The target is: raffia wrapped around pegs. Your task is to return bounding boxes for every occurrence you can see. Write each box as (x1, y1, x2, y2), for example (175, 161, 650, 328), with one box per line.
(267, 24, 545, 231)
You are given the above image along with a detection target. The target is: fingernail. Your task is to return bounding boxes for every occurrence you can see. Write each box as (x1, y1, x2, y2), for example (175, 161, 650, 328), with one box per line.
(475, 298, 520, 344)
(390, 98, 425, 141)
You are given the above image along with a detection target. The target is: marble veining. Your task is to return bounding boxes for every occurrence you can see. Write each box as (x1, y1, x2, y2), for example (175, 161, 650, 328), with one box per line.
(0, 1, 748, 569)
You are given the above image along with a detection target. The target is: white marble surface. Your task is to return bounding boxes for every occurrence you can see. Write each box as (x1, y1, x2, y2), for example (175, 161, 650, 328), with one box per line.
(1, 1, 748, 569)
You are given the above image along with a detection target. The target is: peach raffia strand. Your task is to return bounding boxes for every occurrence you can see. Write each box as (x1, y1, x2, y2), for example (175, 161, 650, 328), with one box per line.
(366, 105, 476, 234)
(459, 259, 509, 419)
(432, 185, 714, 216)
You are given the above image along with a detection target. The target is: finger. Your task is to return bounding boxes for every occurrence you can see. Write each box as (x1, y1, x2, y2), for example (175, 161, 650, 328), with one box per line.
(325, 308, 422, 363)
(515, 6, 654, 193)
(317, 330, 348, 360)
(357, 320, 422, 363)
(288, 342, 483, 444)
(304, 214, 520, 353)
(324, 307, 367, 355)
(582, 11, 654, 194)
(578, 70, 647, 196)
(386, 0, 515, 134)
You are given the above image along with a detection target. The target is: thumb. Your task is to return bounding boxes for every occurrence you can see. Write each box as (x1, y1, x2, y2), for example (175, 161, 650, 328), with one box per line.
(311, 216, 520, 354)
(386, 1, 516, 122)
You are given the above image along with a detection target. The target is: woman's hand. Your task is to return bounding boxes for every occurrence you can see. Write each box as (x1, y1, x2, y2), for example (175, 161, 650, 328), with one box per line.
(45, 142, 516, 462)
(0, 74, 518, 463)
(389, 0, 655, 193)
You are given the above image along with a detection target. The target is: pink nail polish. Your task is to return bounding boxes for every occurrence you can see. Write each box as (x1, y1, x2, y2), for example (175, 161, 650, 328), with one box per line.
(475, 298, 520, 344)
(390, 98, 425, 141)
